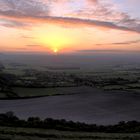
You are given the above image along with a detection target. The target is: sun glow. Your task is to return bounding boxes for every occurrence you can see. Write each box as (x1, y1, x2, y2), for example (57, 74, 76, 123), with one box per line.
(53, 48, 58, 53)
(34, 25, 78, 53)
(38, 34, 72, 53)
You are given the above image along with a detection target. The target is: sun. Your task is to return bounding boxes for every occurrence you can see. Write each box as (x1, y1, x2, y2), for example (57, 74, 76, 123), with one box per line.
(53, 48, 58, 53)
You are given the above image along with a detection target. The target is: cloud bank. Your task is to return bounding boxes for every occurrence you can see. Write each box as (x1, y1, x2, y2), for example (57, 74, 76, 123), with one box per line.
(0, 0, 140, 33)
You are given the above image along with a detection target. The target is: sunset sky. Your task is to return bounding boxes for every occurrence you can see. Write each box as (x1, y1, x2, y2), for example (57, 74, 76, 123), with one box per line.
(0, 0, 140, 54)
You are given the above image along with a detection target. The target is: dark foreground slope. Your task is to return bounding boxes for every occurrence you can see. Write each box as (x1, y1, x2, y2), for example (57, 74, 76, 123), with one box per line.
(0, 112, 140, 133)
(0, 112, 140, 140)
(0, 126, 140, 140)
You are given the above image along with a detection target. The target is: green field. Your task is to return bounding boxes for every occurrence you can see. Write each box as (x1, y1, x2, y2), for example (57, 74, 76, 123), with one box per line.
(0, 92, 7, 98)
(0, 126, 140, 140)
(13, 87, 80, 98)
(13, 87, 63, 97)
(0, 86, 91, 99)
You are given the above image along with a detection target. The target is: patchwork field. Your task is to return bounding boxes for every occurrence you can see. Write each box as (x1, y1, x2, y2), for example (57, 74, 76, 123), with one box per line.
(0, 61, 140, 99)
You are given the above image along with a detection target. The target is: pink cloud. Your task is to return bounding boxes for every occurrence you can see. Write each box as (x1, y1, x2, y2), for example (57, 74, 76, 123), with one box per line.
(0, 0, 140, 34)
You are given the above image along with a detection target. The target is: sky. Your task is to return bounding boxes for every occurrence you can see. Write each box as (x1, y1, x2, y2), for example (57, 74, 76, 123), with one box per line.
(0, 0, 140, 54)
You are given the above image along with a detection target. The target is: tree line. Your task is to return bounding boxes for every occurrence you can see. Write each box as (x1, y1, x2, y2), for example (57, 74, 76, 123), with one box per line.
(0, 112, 140, 133)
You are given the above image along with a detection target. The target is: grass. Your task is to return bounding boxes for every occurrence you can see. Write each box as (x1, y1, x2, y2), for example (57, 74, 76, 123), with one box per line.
(0, 126, 140, 140)
(13, 87, 58, 97)
(127, 83, 140, 88)
(0, 86, 94, 99)
(12, 86, 85, 98)
(0, 92, 7, 98)
(103, 85, 125, 90)
(3, 69, 24, 76)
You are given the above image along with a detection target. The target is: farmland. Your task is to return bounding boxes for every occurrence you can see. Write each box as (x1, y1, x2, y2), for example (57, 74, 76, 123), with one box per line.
(0, 61, 140, 99)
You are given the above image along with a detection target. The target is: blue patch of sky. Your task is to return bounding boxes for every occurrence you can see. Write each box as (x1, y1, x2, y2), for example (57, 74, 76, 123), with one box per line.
(111, 0, 140, 18)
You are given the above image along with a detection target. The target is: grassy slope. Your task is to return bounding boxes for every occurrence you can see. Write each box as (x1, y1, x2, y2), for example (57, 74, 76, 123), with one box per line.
(0, 86, 88, 99)
(0, 126, 140, 140)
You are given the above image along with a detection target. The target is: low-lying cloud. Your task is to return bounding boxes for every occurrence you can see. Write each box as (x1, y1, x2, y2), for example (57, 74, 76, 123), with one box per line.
(96, 39, 140, 46)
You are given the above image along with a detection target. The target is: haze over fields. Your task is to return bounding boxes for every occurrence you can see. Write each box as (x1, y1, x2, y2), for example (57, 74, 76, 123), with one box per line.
(1, 53, 140, 69)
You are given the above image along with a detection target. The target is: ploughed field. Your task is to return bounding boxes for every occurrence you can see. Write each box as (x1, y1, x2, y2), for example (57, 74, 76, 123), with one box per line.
(0, 86, 140, 125)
